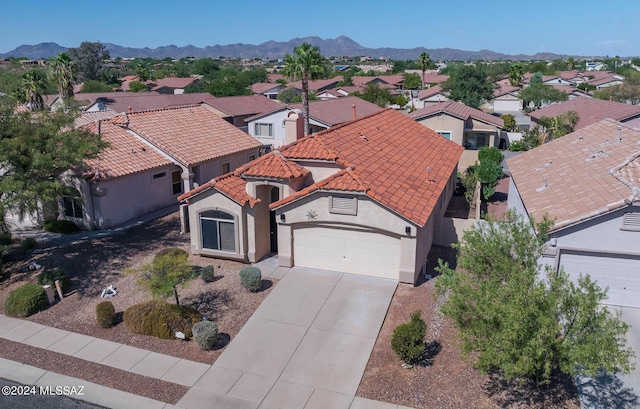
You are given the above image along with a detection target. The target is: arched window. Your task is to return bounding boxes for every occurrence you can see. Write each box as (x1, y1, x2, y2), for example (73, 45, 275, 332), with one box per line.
(200, 210, 235, 252)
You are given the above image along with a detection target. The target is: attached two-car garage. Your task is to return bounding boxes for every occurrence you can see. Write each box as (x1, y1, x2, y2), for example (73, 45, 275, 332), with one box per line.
(560, 252, 640, 308)
(292, 225, 400, 280)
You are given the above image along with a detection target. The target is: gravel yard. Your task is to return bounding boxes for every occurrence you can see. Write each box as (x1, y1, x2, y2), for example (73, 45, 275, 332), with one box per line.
(357, 245, 581, 409)
(0, 212, 275, 364)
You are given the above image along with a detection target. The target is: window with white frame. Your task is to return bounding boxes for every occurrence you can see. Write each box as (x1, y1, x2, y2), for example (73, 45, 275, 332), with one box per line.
(200, 210, 236, 251)
(62, 189, 84, 219)
(254, 122, 274, 138)
(437, 131, 452, 140)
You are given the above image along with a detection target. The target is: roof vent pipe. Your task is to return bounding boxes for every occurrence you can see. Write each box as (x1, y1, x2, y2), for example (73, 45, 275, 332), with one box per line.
(352, 104, 356, 120)
(617, 125, 622, 142)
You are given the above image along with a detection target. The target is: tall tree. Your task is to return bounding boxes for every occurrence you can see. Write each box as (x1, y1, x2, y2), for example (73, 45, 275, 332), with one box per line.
(418, 52, 431, 89)
(520, 82, 568, 109)
(282, 43, 325, 136)
(68, 41, 110, 81)
(441, 64, 495, 108)
(0, 100, 108, 219)
(508, 63, 524, 86)
(436, 210, 634, 385)
(566, 56, 576, 70)
(537, 111, 579, 141)
(134, 61, 152, 82)
(48, 52, 77, 101)
(21, 69, 47, 111)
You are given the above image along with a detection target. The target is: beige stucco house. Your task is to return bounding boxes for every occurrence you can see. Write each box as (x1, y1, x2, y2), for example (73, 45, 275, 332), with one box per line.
(63, 104, 262, 230)
(409, 101, 504, 150)
(179, 108, 464, 284)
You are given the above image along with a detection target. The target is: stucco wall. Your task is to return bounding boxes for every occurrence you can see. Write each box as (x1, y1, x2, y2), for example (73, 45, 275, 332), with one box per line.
(417, 114, 465, 146)
(295, 161, 342, 185)
(196, 149, 259, 185)
(247, 110, 288, 148)
(186, 189, 247, 261)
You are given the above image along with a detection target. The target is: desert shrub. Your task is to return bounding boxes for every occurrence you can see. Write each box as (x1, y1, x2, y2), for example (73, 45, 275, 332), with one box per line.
(37, 269, 72, 295)
(200, 266, 215, 283)
(21, 237, 37, 250)
(137, 248, 194, 304)
(95, 301, 116, 328)
(192, 320, 219, 350)
(239, 266, 262, 292)
(4, 283, 49, 317)
(43, 219, 78, 234)
(154, 247, 189, 262)
(391, 310, 427, 364)
(123, 300, 201, 339)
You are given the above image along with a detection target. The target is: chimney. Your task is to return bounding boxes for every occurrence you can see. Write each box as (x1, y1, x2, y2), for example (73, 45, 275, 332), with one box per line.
(352, 104, 356, 120)
(284, 109, 304, 145)
(128, 106, 133, 113)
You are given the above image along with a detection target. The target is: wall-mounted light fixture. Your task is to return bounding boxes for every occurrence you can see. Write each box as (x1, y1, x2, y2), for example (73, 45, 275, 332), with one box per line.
(280, 214, 286, 222)
(405, 226, 411, 235)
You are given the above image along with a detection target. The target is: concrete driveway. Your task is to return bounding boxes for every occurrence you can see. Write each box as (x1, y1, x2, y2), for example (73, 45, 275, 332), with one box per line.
(177, 266, 398, 409)
(577, 307, 640, 409)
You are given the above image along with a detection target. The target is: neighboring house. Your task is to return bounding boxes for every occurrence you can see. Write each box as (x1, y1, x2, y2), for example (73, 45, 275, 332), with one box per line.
(416, 85, 449, 108)
(586, 61, 606, 71)
(507, 119, 640, 308)
(288, 77, 343, 93)
(529, 97, 640, 130)
(150, 77, 200, 94)
(250, 82, 286, 99)
(203, 95, 283, 132)
(589, 76, 625, 90)
(245, 96, 383, 148)
(351, 75, 404, 89)
(48, 92, 216, 112)
(178, 108, 464, 284)
(62, 104, 262, 230)
(409, 101, 505, 149)
(483, 84, 521, 113)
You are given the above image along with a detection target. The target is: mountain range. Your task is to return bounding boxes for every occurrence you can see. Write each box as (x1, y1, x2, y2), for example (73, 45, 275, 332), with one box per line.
(0, 36, 567, 61)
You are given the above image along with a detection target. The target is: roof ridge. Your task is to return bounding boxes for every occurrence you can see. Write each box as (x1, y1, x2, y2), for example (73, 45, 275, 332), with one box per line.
(313, 108, 394, 138)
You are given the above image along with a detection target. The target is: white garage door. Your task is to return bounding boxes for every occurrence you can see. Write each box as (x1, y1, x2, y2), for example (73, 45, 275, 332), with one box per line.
(293, 226, 400, 279)
(493, 100, 521, 112)
(560, 253, 640, 308)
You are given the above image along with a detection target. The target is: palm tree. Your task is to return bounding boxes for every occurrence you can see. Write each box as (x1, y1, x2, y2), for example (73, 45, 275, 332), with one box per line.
(418, 52, 430, 90)
(282, 43, 324, 136)
(508, 63, 524, 86)
(566, 56, 576, 71)
(48, 52, 76, 101)
(22, 69, 47, 111)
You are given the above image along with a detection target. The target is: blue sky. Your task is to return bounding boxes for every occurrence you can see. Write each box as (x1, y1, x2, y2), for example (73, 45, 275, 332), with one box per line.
(2, 0, 640, 57)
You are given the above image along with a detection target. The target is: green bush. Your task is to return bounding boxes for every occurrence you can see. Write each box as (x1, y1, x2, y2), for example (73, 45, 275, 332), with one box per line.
(43, 220, 78, 234)
(37, 269, 72, 295)
(200, 266, 215, 283)
(192, 320, 219, 350)
(478, 146, 504, 165)
(0, 231, 11, 245)
(391, 310, 427, 364)
(154, 247, 189, 262)
(239, 266, 262, 292)
(21, 237, 37, 250)
(5, 283, 49, 317)
(123, 300, 201, 339)
(96, 301, 116, 328)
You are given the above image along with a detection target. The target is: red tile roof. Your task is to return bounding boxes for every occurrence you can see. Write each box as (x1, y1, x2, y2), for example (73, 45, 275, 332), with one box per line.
(204, 95, 282, 117)
(250, 82, 284, 94)
(288, 77, 342, 92)
(109, 104, 262, 167)
(237, 151, 310, 180)
(151, 77, 199, 90)
(275, 109, 464, 226)
(75, 92, 216, 112)
(529, 97, 640, 130)
(409, 101, 504, 128)
(290, 96, 383, 126)
(82, 121, 171, 180)
(279, 135, 340, 161)
(493, 83, 520, 97)
(422, 73, 449, 84)
(74, 110, 118, 128)
(351, 75, 404, 87)
(507, 119, 640, 231)
(267, 74, 284, 83)
(178, 173, 260, 207)
(417, 85, 445, 100)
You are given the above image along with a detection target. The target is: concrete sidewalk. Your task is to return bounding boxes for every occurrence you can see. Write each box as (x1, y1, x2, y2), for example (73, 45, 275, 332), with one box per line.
(178, 265, 406, 409)
(0, 263, 414, 409)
